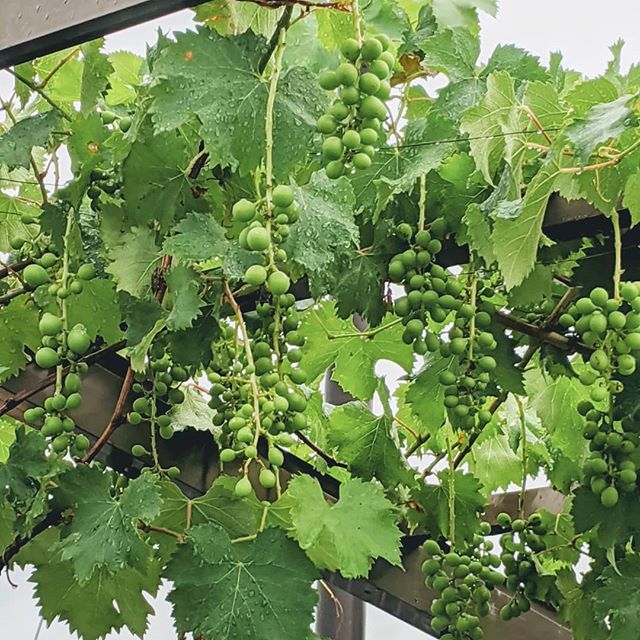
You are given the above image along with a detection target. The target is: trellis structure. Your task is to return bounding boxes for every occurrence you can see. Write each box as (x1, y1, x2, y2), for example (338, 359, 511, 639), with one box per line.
(0, 3, 631, 639)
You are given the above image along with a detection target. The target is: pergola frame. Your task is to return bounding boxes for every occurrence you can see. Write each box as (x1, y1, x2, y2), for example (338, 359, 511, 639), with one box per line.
(0, 4, 627, 638)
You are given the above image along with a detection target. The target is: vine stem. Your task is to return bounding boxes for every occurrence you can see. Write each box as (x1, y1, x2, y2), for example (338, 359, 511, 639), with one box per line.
(7, 69, 72, 120)
(223, 281, 264, 459)
(446, 429, 456, 549)
(418, 174, 426, 231)
(467, 257, 477, 363)
(351, 0, 363, 45)
(515, 395, 527, 520)
(55, 206, 74, 394)
(611, 208, 623, 301)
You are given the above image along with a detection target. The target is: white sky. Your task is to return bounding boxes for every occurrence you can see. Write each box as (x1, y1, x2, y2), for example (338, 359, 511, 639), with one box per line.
(2, 1, 639, 638)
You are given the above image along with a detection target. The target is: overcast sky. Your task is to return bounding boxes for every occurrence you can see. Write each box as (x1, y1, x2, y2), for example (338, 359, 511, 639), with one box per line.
(1, 1, 639, 638)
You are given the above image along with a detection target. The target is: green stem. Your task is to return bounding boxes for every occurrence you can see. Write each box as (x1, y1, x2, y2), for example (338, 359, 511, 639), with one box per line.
(7, 69, 72, 120)
(149, 383, 160, 470)
(325, 317, 402, 340)
(446, 428, 456, 549)
(467, 258, 477, 363)
(352, 0, 362, 45)
(418, 174, 426, 231)
(515, 395, 527, 520)
(56, 207, 74, 394)
(611, 208, 623, 301)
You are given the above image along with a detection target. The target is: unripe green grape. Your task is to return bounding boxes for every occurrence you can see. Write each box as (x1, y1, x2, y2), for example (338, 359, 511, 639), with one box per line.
(56, 286, 70, 299)
(340, 85, 360, 105)
(66, 392, 82, 410)
(625, 332, 640, 350)
(359, 95, 387, 120)
(340, 38, 360, 61)
(23, 264, 49, 288)
(589, 349, 609, 371)
(322, 136, 343, 160)
(69, 280, 84, 294)
(246, 226, 270, 252)
(352, 153, 372, 169)
(68, 324, 91, 355)
(77, 263, 96, 281)
(38, 252, 58, 269)
(589, 287, 609, 307)
(244, 264, 268, 286)
(380, 50, 395, 68)
(342, 129, 361, 149)
(9, 235, 26, 250)
(168, 387, 185, 404)
(600, 485, 619, 508)
(131, 444, 147, 457)
(220, 448, 236, 463)
(35, 347, 59, 369)
(259, 468, 277, 489)
(618, 353, 636, 375)
(316, 114, 337, 134)
(39, 312, 63, 336)
(159, 424, 174, 439)
(232, 198, 256, 222)
(52, 434, 70, 453)
(318, 69, 340, 90)
(267, 270, 290, 295)
(359, 72, 381, 95)
(325, 160, 345, 179)
(376, 80, 391, 100)
(621, 282, 639, 301)
(369, 59, 390, 79)
(335, 62, 358, 86)
(328, 101, 350, 120)
(359, 128, 378, 146)
(235, 475, 253, 498)
(361, 38, 384, 61)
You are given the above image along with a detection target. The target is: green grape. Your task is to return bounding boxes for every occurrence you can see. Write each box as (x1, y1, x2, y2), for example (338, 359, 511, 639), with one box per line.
(340, 38, 360, 61)
(267, 271, 290, 295)
(359, 72, 381, 95)
(39, 312, 63, 336)
(335, 62, 358, 86)
(369, 59, 390, 80)
(325, 160, 345, 179)
(340, 86, 360, 105)
(246, 226, 270, 251)
(35, 347, 59, 369)
(360, 38, 383, 61)
(244, 264, 268, 286)
(68, 324, 91, 355)
(232, 198, 257, 222)
(77, 264, 96, 280)
(234, 475, 253, 498)
(342, 129, 361, 149)
(352, 153, 372, 169)
(316, 114, 337, 134)
(259, 468, 277, 489)
(359, 95, 387, 120)
(23, 264, 50, 288)
(318, 70, 340, 90)
(131, 444, 147, 457)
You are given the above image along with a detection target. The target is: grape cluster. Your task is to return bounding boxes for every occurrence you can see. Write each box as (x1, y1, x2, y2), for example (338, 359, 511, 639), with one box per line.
(87, 167, 122, 212)
(233, 184, 295, 294)
(99, 109, 132, 133)
(316, 35, 395, 178)
(207, 298, 309, 497)
(496, 512, 548, 620)
(421, 524, 504, 639)
(388, 219, 453, 353)
(580, 400, 638, 507)
(127, 343, 187, 478)
(23, 249, 100, 456)
(559, 284, 640, 396)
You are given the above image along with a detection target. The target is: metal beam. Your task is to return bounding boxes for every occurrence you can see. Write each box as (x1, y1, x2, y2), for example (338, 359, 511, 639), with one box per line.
(0, 0, 207, 69)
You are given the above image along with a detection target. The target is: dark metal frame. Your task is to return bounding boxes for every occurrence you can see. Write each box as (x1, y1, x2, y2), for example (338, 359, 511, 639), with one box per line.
(0, 0, 207, 69)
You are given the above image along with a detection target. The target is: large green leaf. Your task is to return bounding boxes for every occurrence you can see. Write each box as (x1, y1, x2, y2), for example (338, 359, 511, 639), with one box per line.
(166, 523, 318, 640)
(0, 112, 59, 170)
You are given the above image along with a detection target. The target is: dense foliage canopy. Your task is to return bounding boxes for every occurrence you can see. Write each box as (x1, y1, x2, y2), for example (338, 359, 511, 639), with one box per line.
(2, 0, 640, 638)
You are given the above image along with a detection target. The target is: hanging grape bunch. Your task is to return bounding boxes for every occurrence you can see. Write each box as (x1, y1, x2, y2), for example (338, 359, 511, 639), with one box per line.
(127, 341, 187, 479)
(559, 284, 640, 506)
(559, 283, 640, 392)
(388, 218, 453, 353)
(87, 166, 123, 212)
(23, 241, 98, 457)
(421, 524, 504, 639)
(234, 184, 295, 294)
(496, 512, 549, 620)
(316, 35, 395, 178)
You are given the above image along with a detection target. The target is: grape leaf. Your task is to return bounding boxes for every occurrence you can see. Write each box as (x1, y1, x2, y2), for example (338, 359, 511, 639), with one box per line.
(168, 385, 219, 433)
(193, 0, 281, 37)
(299, 301, 414, 400)
(166, 523, 318, 640)
(564, 78, 618, 117)
(0, 298, 41, 382)
(416, 469, 486, 548)
(106, 227, 161, 298)
(80, 39, 114, 116)
(288, 172, 359, 296)
(165, 265, 205, 330)
(482, 45, 548, 83)
(418, 27, 479, 80)
(406, 354, 457, 430)
(281, 475, 402, 578)
(460, 71, 519, 184)
(528, 371, 589, 461)
(491, 161, 561, 289)
(431, 0, 497, 28)
(66, 278, 122, 344)
(56, 467, 162, 582)
(471, 433, 521, 493)
(565, 94, 638, 164)
(623, 170, 640, 226)
(0, 416, 17, 463)
(105, 51, 144, 106)
(593, 555, 640, 640)
(150, 29, 326, 178)
(326, 401, 414, 487)
(0, 192, 40, 253)
(0, 112, 59, 170)
(32, 558, 159, 640)
(164, 211, 228, 261)
(0, 499, 15, 552)
(121, 125, 193, 230)
(315, 9, 354, 50)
